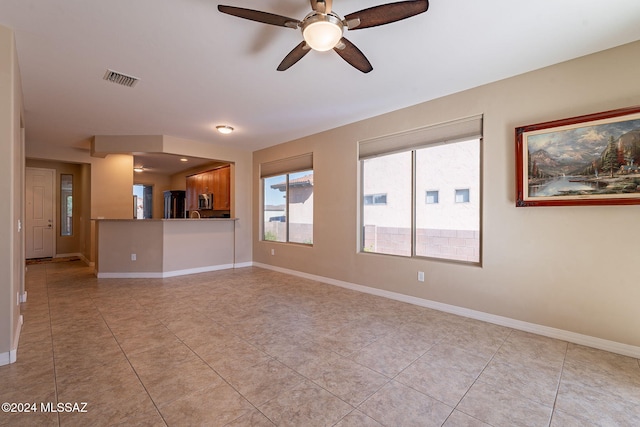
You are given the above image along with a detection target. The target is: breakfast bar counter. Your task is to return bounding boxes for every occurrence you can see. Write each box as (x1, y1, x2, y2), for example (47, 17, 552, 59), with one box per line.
(94, 218, 237, 278)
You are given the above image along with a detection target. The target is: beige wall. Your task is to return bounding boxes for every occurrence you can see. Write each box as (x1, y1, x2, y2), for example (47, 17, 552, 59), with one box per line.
(253, 40, 640, 349)
(96, 220, 163, 273)
(91, 154, 134, 219)
(95, 219, 235, 275)
(0, 25, 24, 363)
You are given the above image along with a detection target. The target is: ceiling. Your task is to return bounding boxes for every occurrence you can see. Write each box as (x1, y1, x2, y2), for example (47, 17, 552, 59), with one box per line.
(2, 0, 640, 159)
(131, 152, 222, 175)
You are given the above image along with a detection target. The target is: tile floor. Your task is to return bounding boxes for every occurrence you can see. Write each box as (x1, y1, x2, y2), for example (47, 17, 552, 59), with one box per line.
(1, 261, 639, 426)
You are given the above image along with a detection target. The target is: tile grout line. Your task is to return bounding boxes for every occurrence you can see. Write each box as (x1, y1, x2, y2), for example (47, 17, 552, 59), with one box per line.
(547, 342, 570, 427)
(43, 264, 61, 427)
(182, 296, 388, 425)
(442, 327, 514, 426)
(90, 295, 170, 426)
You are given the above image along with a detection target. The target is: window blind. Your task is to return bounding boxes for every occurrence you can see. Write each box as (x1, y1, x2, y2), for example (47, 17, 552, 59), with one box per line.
(260, 153, 313, 178)
(358, 115, 483, 160)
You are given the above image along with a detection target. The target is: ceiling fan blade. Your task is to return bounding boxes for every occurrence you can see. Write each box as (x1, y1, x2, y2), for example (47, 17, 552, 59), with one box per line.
(344, 0, 428, 30)
(310, 0, 332, 14)
(277, 41, 311, 71)
(333, 38, 373, 73)
(218, 5, 300, 28)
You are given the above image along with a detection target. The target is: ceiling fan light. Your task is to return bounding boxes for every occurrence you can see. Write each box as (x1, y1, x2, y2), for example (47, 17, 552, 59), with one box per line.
(302, 13, 343, 51)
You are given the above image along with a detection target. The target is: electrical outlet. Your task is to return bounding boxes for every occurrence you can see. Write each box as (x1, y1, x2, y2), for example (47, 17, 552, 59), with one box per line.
(271, 249, 275, 256)
(417, 271, 425, 282)
(131, 254, 137, 261)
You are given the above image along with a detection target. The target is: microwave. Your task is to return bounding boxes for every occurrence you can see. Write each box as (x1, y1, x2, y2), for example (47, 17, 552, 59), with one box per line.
(198, 193, 214, 210)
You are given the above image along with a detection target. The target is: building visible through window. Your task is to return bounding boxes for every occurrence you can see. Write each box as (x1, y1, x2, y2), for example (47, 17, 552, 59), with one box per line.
(263, 170, 313, 245)
(359, 115, 482, 263)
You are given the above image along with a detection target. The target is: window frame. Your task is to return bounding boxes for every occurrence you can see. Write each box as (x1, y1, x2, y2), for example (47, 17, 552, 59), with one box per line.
(358, 115, 483, 265)
(260, 154, 314, 246)
(364, 193, 388, 206)
(60, 174, 73, 236)
(455, 188, 470, 203)
(425, 190, 439, 204)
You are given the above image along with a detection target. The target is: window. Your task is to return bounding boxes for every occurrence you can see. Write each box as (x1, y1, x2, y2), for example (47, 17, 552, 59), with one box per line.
(133, 184, 153, 219)
(455, 189, 470, 203)
(364, 193, 388, 205)
(261, 154, 313, 245)
(359, 115, 482, 263)
(362, 152, 411, 255)
(425, 190, 439, 204)
(60, 174, 73, 236)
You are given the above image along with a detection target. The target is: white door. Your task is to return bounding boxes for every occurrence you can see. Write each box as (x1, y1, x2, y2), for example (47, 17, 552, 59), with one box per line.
(26, 168, 55, 259)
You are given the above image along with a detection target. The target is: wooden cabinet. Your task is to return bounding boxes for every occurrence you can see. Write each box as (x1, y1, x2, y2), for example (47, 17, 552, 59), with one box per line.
(185, 175, 198, 212)
(202, 169, 213, 194)
(212, 165, 230, 210)
(185, 165, 231, 211)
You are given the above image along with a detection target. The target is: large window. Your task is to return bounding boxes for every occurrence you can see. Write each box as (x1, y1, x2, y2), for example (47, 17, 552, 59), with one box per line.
(360, 115, 482, 263)
(261, 154, 313, 245)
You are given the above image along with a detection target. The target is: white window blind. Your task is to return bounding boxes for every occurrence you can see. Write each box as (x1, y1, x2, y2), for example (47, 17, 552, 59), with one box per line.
(358, 115, 483, 160)
(260, 153, 313, 178)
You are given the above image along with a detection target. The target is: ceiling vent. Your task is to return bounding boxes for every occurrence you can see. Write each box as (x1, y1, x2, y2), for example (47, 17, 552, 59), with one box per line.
(103, 69, 139, 88)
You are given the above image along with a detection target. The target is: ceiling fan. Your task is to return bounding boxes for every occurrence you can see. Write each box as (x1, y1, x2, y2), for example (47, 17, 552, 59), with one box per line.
(217, 0, 429, 73)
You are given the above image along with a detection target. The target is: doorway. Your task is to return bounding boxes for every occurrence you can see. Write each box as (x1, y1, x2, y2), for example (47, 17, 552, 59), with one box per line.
(25, 167, 55, 259)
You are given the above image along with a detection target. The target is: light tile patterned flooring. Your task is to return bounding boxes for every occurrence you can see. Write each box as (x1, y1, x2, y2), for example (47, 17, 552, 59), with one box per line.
(1, 261, 639, 426)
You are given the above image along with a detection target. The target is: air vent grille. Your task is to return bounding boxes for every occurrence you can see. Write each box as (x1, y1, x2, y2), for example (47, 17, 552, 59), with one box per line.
(103, 69, 139, 88)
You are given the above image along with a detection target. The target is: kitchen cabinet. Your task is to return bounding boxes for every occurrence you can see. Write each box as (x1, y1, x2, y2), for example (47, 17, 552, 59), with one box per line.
(185, 165, 231, 211)
(212, 165, 230, 210)
(186, 175, 198, 212)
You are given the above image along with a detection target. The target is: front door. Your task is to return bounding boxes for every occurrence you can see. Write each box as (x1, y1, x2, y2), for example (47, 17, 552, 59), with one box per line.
(26, 167, 55, 259)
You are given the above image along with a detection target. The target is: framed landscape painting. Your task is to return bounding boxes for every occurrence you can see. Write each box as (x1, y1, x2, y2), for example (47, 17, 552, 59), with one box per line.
(516, 106, 640, 207)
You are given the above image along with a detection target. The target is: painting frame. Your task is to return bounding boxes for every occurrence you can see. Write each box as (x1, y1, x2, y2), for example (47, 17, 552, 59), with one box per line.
(516, 106, 640, 207)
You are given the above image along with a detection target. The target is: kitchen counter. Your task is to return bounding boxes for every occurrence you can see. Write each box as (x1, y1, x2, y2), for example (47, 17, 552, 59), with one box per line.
(94, 218, 238, 278)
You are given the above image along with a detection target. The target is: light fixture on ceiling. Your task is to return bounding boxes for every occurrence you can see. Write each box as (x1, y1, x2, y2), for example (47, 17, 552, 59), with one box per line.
(216, 125, 234, 134)
(180, 158, 188, 162)
(133, 167, 144, 173)
(301, 13, 344, 51)
(218, 0, 429, 73)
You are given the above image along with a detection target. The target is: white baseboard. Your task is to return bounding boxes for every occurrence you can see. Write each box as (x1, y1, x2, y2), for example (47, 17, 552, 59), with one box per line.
(96, 263, 235, 279)
(0, 349, 16, 366)
(253, 262, 640, 359)
(233, 262, 253, 269)
(1, 315, 23, 366)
